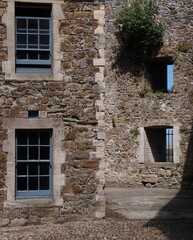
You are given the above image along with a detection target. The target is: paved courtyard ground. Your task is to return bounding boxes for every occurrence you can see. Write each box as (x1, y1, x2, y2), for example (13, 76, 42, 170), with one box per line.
(1, 188, 193, 239)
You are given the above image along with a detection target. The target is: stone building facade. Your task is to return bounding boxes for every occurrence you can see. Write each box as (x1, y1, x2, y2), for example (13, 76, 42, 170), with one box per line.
(0, 0, 192, 226)
(0, 0, 105, 226)
(105, 0, 193, 188)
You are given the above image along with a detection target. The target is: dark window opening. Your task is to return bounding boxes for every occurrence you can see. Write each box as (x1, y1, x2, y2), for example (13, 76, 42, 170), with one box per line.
(15, 3, 52, 74)
(146, 58, 174, 93)
(28, 110, 39, 118)
(145, 126, 173, 163)
(16, 129, 52, 198)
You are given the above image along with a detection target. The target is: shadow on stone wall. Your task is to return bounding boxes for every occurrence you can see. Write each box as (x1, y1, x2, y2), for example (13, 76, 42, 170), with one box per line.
(113, 46, 145, 76)
(145, 125, 193, 239)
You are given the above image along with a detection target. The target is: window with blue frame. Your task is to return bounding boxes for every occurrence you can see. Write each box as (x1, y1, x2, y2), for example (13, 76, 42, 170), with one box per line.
(16, 129, 52, 199)
(15, 3, 52, 74)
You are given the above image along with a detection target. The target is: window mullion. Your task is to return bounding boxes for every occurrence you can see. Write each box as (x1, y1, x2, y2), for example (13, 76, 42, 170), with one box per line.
(38, 19, 40, 60)
(38, 132, 40, 191)
(49, 132, 51, 192)
(27, 131, 29, 191)
(26, 18, 29, 60)
(15, 133, 18, 194)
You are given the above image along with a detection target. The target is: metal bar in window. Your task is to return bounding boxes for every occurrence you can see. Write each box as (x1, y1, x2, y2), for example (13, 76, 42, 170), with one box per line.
(166, 128, 173, 162)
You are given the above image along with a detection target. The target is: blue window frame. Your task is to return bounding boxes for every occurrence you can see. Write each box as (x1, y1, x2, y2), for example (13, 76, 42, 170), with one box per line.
(15, 4, 52, 74)
(16, 130, 52, 199)
(166, 64, 174, 92)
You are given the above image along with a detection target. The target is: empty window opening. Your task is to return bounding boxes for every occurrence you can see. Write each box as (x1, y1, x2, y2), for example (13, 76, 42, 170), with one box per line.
(28, 110, 39, 118)
(15, 3, 52, 74)
(146, 58, 173, 93)
(16, 129, 52, 199)
(145, 127, 173, 163)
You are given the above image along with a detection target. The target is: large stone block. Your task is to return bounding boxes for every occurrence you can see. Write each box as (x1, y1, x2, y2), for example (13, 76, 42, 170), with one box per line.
(81, 159, 99, 169)
(143, 175, 158, 184)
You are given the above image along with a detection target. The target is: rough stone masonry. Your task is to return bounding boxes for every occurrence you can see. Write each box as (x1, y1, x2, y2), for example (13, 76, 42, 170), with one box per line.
(0, 0, 192, 227)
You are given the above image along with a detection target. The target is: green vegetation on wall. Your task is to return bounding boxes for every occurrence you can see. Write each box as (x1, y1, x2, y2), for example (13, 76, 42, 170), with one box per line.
(116, 0, 164, 56)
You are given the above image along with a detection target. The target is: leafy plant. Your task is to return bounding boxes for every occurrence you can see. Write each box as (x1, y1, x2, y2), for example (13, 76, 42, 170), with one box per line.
(116, 0, 164, 56)
(178, 42, 190, 53)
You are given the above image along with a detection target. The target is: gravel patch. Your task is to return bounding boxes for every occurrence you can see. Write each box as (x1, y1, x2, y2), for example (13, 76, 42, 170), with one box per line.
(0, 219, 193, 240)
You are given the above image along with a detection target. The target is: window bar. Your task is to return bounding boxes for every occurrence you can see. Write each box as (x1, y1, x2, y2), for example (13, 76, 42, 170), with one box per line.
(38, 19, 40, 61)
(166, 128, 173, 162)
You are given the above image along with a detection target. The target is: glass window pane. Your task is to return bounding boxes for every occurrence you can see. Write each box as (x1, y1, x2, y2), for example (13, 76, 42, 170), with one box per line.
(40, 146, 50, 160)
(17, 177, 27, 191)
(40, 177, 49, 190)
(17, 163, 27, 175)
(29, 146, 38, 160)
(40, 20, 49, 30)
(40, 35, 49, 46)
(39, 52, 50, 60)
(17, 131, 27, 145)
(17, 51, 27, 60)
(28, 163, 38, 175)
(40, 131, 50, 145)
(29, 131, 39, 145)
(28, 51, 38, 60)
(40, 162, 50, 175)
(17, 146, 27, 160)
(28, 35, 38, 47)
(28, 19, 38, 31)
(17, 34, 27, 46)
(29, 177, 38, 190)
(17, 19, 26, 30)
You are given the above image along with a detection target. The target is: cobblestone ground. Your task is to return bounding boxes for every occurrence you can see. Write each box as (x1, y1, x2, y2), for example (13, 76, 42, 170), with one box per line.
(1, 220, 193, 240)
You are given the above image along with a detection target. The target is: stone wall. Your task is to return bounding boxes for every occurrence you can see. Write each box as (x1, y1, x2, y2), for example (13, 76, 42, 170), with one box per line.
(0, 0, 192, 227)
(0, 0, 105, 226)
(105, 0, 193, 188)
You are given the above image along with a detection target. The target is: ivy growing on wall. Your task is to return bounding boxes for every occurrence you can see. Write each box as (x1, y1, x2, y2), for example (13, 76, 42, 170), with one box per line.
(116, 0, 164, 56)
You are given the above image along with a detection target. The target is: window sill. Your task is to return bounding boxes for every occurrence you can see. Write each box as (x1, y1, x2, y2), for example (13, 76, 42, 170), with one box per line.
(4, 198, 63, 208)
(4, 72, 63, 81)
(144, 162, 179, 169)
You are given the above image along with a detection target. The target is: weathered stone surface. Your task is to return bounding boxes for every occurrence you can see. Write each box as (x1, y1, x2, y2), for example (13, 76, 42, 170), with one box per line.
(104, 0, 193, 189)
(81, 160, 99, 169)
(143, 175, 158, 184)
(10, 218, 27, 227)
(73, 151, 90, 160)
(1, 218, 9, 227)
(0, 1, 105, 226)
(66, 132, 77, 141)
